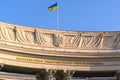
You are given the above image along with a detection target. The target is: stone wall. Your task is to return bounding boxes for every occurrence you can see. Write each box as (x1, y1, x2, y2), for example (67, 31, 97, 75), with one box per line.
(0, 22, 120, 50)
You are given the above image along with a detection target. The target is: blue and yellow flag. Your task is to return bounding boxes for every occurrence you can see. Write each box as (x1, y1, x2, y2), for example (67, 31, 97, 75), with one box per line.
(48, 3, 58, 11)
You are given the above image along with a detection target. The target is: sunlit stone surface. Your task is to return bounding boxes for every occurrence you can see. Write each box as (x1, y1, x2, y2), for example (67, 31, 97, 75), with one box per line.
(0, 22, 120, 80)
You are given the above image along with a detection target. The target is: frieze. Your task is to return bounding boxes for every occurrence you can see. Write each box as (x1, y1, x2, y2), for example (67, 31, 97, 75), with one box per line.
(0, 22, 120, 49)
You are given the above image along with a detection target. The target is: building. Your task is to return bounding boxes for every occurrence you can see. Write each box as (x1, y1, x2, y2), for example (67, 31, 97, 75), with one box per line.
(0, 22, 120, 80)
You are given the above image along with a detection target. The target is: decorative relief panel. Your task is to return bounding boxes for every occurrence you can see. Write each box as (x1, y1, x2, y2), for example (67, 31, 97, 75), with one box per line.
(103, 33, 120, 48)
(16, 27, 34, 44)
(0, 22, 120, 49)
(81, 33, 102, 48)
(64, 35, 76, 48)
(53, 34, 64, 47)
(43, 33, 54, 47)
(64, 33, 81, 48)
(34, 29, 47, 45)
(0, 25, 15, 41)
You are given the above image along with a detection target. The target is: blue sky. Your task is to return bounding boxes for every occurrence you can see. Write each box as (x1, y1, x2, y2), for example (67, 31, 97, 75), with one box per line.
(0, 0, 120, 31)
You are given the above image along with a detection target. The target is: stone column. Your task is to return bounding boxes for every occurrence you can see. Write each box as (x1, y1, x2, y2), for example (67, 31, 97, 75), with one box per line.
(46, 69, 56, 80)
(116, 70, 120, 80)
(63, 70, 75, 80)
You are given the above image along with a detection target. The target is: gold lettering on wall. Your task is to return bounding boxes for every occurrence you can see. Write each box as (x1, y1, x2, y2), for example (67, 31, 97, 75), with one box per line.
(16, 57, 103, 66)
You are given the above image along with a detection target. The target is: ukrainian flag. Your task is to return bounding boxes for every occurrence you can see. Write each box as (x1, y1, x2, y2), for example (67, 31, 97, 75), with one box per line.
(48, 3, 58, 11)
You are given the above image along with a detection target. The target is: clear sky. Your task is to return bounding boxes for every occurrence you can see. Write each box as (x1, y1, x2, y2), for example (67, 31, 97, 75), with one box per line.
(0, 0, 120, 31)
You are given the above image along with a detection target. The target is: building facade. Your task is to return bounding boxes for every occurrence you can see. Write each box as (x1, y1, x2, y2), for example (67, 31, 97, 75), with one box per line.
(0, 22, 120, 80)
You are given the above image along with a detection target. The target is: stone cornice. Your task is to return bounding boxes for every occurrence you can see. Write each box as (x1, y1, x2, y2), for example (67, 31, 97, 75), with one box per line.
(0, 40, 120, 59)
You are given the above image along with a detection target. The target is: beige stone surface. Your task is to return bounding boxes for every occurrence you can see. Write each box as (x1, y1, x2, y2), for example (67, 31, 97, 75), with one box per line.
(0, 22, 119, 50)
(0, 22, 120, 73)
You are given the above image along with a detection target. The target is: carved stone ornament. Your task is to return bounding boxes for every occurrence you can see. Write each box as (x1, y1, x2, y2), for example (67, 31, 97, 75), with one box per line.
(46, 69, 56, 80)
(64, 70, 75, 80)
(54, 34, 64, 47)
(0, 22, 120, 49)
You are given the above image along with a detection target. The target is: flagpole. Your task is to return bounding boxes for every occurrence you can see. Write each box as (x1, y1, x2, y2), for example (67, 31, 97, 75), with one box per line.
(57, 4, 59, 30)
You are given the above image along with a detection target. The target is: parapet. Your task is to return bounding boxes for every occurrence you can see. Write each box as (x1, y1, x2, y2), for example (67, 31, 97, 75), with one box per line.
(0, 22, 120, 50)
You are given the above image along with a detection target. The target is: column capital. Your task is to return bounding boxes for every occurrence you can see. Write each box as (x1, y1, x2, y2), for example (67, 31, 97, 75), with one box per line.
(63, 70, 75, 80)
(46, 69, 57, 80)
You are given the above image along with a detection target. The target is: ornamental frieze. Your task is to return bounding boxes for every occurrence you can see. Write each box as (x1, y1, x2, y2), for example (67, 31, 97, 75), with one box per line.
(0, 22, 120, 49)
